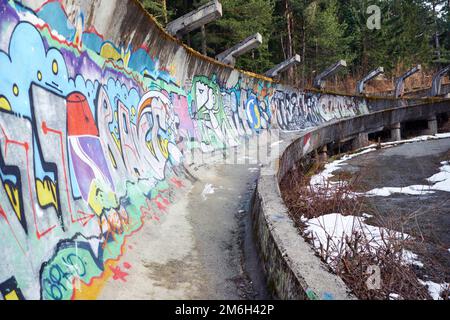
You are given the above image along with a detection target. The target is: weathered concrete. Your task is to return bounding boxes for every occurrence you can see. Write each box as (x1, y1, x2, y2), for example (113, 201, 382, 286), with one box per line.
(431, 66, 450, 97)
(352, 132, 370, 150)
(265, 55, 301, 78)
(251, 101, 450, 300)
(99, 161, 269, 300)
(319, 145, 329, 163)
(357, 67, 384, 94)
(427, 117, 438, 136)
(313, 60, 347, 89)
(166, 0, 223, 36)
(395, 65, 422, 98)
(216, 33, 263, 66)
(391, 122, 402, 141)
(1, 0, 450, 301)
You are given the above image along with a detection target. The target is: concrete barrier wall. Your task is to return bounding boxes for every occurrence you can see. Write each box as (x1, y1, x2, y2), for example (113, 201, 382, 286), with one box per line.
(252, 100, 450, 300)
(0, 0, 426, 300)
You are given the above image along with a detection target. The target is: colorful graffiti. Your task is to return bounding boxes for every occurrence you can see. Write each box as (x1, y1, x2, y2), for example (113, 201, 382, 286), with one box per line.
(0, 0, 369, 300)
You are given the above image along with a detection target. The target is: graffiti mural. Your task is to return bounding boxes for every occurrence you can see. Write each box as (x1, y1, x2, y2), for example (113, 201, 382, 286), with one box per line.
(272, 90, 369, 131)
(0, 0, 369, 300)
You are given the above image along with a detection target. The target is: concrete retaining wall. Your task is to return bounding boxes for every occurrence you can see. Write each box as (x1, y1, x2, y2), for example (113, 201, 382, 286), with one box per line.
(0, 0, 447, 300)
(251, 100, 450, 300)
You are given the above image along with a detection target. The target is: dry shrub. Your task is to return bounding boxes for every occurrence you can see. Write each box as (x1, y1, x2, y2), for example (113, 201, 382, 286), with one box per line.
(324, 229, 431, 300)
(280, 162, 437, 300)
(312, 68, 443, 95)
(280, 162, 363, 221)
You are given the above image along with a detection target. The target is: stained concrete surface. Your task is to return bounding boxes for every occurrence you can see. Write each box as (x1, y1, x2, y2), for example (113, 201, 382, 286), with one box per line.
(98, 162, 270, 299)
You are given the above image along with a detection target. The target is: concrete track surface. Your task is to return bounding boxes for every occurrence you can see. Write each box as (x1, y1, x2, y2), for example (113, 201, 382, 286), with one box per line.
(99, 133, 283, 300)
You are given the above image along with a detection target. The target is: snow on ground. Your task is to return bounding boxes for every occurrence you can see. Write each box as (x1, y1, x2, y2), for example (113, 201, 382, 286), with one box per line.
(418, 280, 449, 300)
(365, 161, 450, 197)
(365, 185, 434, 197)
(304, 213, 413, 265)
(389, 293, 402, 300)
(427, 161, 450, 192)
(310, 148, 376, 190)
(309, 134, 450, 197)
(304, 134, 450, 299)
(302, 213, 450, 299)
(382, 133, 450, 145)
(402, 250, 424, 268)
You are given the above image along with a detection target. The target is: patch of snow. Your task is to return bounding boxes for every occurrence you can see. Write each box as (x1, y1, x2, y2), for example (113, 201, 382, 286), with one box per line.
(418, 280, 449, 300)
(364, 185, 434, 197)
(436, 133, 450, 139)
(201, 184, 215, 201)
(364, 161, 450, 197)
(362, 213, 373, 219)
(402, 250, 424, 268)
(427, 161, 450, 192)
(389, 293, 402, 300)
(304, 213, 410, 264)
(310, 148, 376, 190)
(381, 133, 450, 147)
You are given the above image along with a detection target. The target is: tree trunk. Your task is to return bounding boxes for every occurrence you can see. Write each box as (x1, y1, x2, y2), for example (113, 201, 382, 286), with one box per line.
(301, 19, 306, 86)
(432, 1, 441, 63)
(201, 25, 207, 56)
(162, 0, 168, 24)
(284, 0, 294, 82)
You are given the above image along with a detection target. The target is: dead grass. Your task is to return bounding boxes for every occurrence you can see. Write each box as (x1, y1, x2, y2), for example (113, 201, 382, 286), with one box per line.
(319, 68, 448, 95)
(281, 160, 364, 221)
(280, 160, 448, 300)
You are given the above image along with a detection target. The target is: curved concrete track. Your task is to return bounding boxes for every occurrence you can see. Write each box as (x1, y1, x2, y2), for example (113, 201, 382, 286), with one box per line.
(99, 134, 278, 299)
(1, 0, 450, 300)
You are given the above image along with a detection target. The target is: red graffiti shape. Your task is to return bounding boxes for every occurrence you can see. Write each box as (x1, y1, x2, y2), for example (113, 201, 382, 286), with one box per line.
(171, 178, 184, 189)
(156, 201, 166, 211)
(110, 266, 129, 282)
(123, 262, 132, 270)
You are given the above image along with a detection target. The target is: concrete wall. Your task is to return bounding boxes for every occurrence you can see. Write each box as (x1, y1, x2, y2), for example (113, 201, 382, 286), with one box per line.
(0, 0, 439, 300)
(252, 100, 450, 300)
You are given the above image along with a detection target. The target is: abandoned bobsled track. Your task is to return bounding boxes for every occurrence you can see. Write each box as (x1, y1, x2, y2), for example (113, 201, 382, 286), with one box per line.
(0, 0, 449, 300)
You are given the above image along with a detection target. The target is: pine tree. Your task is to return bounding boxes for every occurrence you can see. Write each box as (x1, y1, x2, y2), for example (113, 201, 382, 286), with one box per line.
(201, 0, 276, 73)
(138, 0, 449, 83)
(303, 1, 353, 77)
(141, 0, 169, 24)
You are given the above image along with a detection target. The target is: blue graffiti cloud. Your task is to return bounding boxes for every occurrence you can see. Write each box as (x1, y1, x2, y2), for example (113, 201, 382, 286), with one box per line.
(0, 22, 70, 117)
(0, 21, 101, 118)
